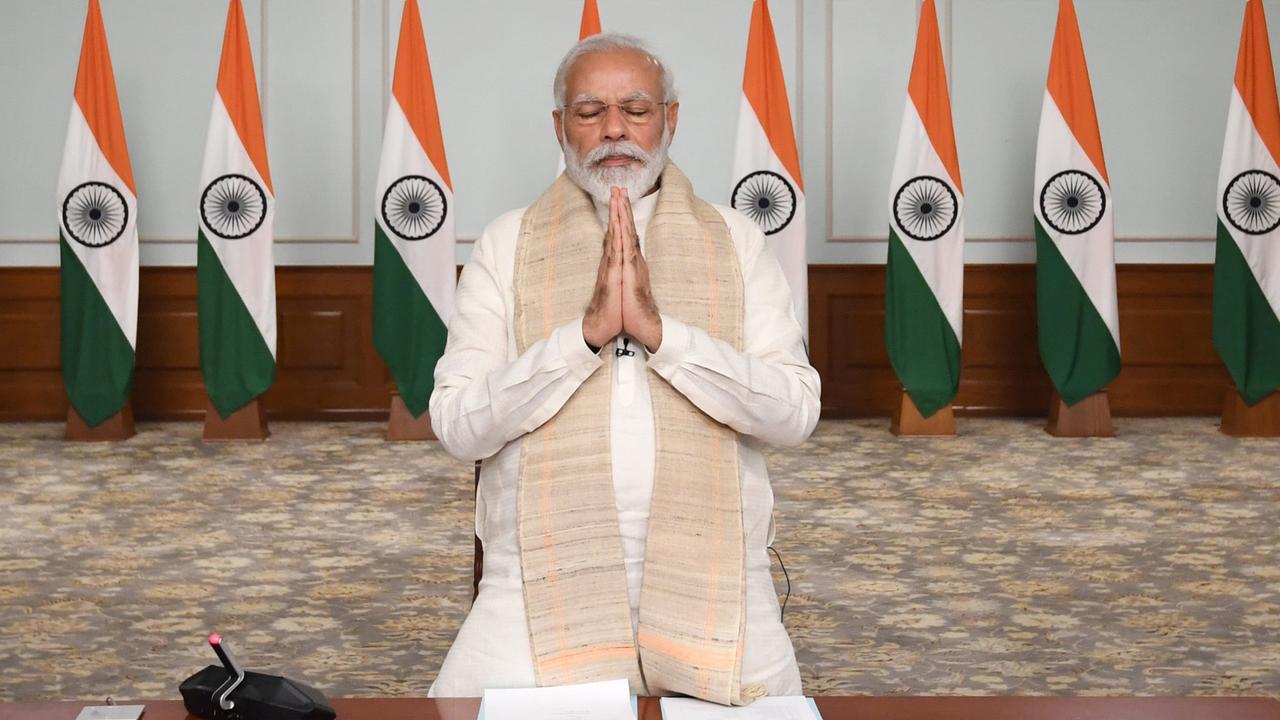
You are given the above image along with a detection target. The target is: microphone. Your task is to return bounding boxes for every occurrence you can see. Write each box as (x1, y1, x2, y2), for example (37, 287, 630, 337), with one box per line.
(180, 633, 336, 720)
(209, 633, 246, 711)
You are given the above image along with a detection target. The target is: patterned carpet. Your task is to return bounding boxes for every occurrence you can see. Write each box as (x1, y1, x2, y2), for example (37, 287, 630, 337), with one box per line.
(0, 418, 1277, 702)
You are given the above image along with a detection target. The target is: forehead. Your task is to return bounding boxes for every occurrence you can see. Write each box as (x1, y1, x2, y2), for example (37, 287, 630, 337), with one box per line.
(564, 48, 663, 100)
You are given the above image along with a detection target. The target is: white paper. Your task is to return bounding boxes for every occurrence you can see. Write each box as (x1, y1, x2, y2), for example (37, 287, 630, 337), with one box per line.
(74, 706, 145, 720)
(482, 678, 635, 720)
(660, 696, 823, 720)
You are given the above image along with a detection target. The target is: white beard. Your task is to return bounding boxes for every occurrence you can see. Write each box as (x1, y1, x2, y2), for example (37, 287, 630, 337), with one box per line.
(562, 123, 670, 204)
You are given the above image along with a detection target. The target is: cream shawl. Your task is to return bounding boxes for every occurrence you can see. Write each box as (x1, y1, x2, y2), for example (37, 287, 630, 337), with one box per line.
(512, 163, 754, 704)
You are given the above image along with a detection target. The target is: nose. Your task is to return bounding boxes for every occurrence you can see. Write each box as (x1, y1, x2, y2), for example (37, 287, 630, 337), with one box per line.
(601, 104, 629, 142)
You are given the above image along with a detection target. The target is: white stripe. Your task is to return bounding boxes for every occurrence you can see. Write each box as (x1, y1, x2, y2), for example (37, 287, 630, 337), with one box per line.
(198, 94, 277, 358)
(731, 95, 808, 340)
(56, 100, 139, 349)
(374, 98, 456, 325)
(1033, 93, 1120, 349)
(888, 100, 964, 342)
(1218, 87, 1280, 317)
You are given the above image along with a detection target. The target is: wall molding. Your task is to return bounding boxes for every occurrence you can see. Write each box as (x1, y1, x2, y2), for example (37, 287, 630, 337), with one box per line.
(824, 0, 947, 240)
(1, 0, 364, 247)
(261, 0, 363, 244)
(821, 0, 1215, 245)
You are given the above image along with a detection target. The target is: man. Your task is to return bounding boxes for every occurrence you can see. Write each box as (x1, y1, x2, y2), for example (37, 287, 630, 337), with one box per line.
(428, 33, 820, 705)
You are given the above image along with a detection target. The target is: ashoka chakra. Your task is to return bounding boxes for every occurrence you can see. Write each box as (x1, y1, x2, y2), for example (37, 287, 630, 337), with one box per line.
(1040, 170, 1106, 235)
(201, 174, 268, 240)
(732, 170, 797, 236)
(382, 175, 447, 241)
(1223, 170, 1280, 236)
(893, 175, 958, 242)
(62, 181, 128, 248)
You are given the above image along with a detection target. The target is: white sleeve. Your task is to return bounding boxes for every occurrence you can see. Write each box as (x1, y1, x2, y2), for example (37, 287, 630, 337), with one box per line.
(645, 219, 821, 448)
(429, 221, 605, 461)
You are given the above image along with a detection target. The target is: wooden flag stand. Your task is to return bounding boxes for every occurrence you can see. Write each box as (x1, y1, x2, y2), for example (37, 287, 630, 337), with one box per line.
(1220, 386, 1280, 437)
(386, 393, 435, 441)
(890, 388, 956, 436)
(65, 402, 136, 441)
(203, 398, 269, 441)
(1046, 390, 1114, 437)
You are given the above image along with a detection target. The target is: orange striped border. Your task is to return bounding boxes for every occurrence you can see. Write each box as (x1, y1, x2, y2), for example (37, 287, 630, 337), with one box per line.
(638, 628, 738, 672)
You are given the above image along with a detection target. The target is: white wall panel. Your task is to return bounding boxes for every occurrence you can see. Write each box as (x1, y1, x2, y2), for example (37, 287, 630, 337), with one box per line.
(950, 0, 1050, 241)
(2, 0, 1278, 266)
(827, 0, 917, 242)
(266, 0, 356, 243)
(0, 2, 84, 249)
(383, 0, 799, 261)
(1067, 0, 1239, 241)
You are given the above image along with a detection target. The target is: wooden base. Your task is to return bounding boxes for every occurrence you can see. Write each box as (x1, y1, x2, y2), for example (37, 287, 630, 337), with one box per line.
(1220, 387, 1280, 437)
(890, 389, 955, 436)
(203, 398, 269, 441)
(64, 402, 135, 441)
(386, 394, 435, 441)
(1046, 390, 1115, 437)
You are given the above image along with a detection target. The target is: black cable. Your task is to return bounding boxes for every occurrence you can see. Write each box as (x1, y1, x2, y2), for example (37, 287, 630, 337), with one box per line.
(768, 545, 790, 621)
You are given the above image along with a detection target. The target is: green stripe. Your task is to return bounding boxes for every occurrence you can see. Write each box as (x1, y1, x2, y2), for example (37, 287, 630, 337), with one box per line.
(1034, 219, 1121, 406)
(885, 228, 961, 417)
(197, 229, 275, 418)
(372, 224, 448, 418)
(60, 234, 134, 427)
(1213, 220, 1280, 405)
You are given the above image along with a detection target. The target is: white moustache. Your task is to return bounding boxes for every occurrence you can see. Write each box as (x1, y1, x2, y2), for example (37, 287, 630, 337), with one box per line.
(586, 142, 649, 166)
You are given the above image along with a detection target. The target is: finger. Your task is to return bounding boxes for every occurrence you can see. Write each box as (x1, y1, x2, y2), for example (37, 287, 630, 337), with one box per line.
(620, 199, 638, 262)
(611, 192, 625, 260)
(610, 187, 621, 232)
(604, 189, 619, 261)
(621, 191, 638, 249)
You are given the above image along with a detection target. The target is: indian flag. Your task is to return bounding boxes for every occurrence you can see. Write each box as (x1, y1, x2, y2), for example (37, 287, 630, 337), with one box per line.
(578, 0, 601, 39)
(731, 0, 808, 340)
(556, 0, 602, 175)
(1033, 0, 1120, 406)
(197, 0, 276, 419)
(57, 0, 138, 428)
(885, 0, 963, 418)
(373, 0, 455, 418)
(1215, 0, 1280, 406)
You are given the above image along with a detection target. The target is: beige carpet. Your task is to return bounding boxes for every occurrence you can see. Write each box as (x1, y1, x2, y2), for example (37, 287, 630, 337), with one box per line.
(0, 418, 1277, 701)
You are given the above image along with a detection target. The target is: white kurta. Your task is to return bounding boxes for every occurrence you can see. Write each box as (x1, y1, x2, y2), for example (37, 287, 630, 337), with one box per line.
(428, 189, 821, 698)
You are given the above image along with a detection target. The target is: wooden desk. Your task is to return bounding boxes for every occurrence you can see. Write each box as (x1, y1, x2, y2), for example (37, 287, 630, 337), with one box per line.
(3, 696, 1278, 720)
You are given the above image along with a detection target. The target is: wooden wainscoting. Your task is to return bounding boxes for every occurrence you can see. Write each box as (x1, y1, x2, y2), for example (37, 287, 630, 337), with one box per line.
(0, 264, 1226, 421)
(0, 267, 392, 421)
(810, 264, 1227, 417)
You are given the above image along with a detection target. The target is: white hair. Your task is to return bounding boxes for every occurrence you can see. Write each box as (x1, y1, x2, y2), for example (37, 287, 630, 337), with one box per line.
(552, 33, 677, 108)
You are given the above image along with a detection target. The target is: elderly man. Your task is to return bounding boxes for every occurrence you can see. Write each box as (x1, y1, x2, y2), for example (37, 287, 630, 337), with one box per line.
(428, 33, 820, 705)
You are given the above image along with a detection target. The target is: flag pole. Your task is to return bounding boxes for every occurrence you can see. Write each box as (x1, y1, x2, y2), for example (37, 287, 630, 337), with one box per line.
(1220, 388, 1280, 436)
(387, 393, 436, 441)
(1046, 390, 1113, 437)
(890, 388, 955, 436)
(1214, 0, 1280, 435)
(203, 398, 269, 441)
(66, 403, 136, 441)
